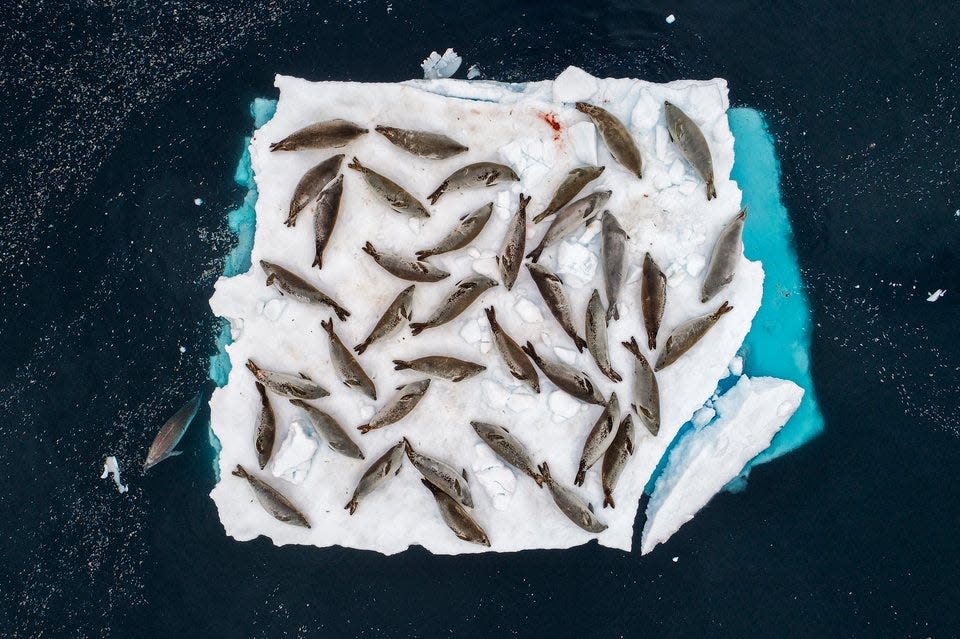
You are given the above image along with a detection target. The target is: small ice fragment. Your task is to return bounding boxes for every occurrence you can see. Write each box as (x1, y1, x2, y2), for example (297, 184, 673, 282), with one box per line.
(553, 66, 600, 103)
(672, 556, 679, 562)
(467, 247, 481, 259)
(926, 289, 946, 302)
(664, 261, 686, 287)
(691, 406, 716, 428)
(359, 404, 375, 421)
(549, 391, 581, 421)
(566, 121, 598, 165)
(193, 198, 203, 206)
(556, 241, 598, 287)
(100, 456, 128, 494)
(421, 48, 462, 79)
(506, 392, 537, 413)
(685, 253, 706, 277)
(479, 341, 492, 354)
(260, 298, 288, 322)
(467, 64, 481, 80)
(666, 14, 676, 24)
(501, 137, 554, 184)
(472, 257, 500, 279)
(728, 355, 744, 376)
(541, 331, 553, 346)
(494, 189, 513, 220)
(178, 345, 186, 354)
(270, 419, 318, 485)
(578, 220, 601, 244)
(514, 297, 544, 323)
(553, 347, 577, 365)
(653, 172, 672, 191)
(460, 319, 486, 344)
(228, 317, 244, 340)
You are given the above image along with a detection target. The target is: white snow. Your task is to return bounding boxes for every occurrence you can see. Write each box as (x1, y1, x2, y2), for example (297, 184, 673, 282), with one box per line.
(641, 376, 803, 554)
(421, 48, 462, 80)
(926, 289, 946, 302)
(208, 67, 791, 555)
(270, 419, 319, 485)
(100, 456, 128, 494)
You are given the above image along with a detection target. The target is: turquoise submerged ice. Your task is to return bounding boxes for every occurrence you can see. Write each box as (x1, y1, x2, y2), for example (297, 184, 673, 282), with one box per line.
(207, 68, 821, 554)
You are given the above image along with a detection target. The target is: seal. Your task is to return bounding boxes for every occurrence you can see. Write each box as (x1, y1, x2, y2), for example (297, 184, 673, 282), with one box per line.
(496, 194, 530, 291)
(375, 125, 468, 159)
(409, 275, 497, 335)
(269, 118, 367, 152)
(354, 284, 415, 355)
(664, 100, 716, 200)
(142, 392, 201, 471)
(655, 301, 734, 371)
(701, 208, 747, 303)
(345, 441, 405, 515)
(640, 252, 667, 350)
(575, 102, 643, 179)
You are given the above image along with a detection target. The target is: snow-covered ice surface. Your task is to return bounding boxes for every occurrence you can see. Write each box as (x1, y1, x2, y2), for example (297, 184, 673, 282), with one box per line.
(641, 375, 803, 554)
(208, 67, 802, 554)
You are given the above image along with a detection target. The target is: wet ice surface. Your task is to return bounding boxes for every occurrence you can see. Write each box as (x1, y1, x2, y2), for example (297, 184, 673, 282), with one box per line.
(208, 67, 796, 554)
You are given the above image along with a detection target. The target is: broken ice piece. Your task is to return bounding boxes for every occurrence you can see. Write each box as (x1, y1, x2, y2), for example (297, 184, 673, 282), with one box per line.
(556, 241, 598, 287)
(728, 355, 744, 376)
(926, 289, 946, 302)
(578, 220, 602, 244)
(260, 298, 288, 321)
(669, 158, 686, 184)
(467, 64, 481, 80)
(664, 261, 687, 287)
(548, 390, 581, 421)
(501, 137, 555, 185)
(194, 198, 204, 206)
(228, 317, 244, 340)
(270, 419, 318, 485)
(472, 257, 499, 279)
(691, 406, 716, 428)
(471, 444, 517, 510)
(422, 48, 462, 79)
(684, 253, 706, 277)
(553, 66, 600, 103)
(100, 456, 128, 494)
(460, 318, 487, 344)
(507, 392, 538, 413)
(514, 297, 544, 323)
(666, 14, 676, 24)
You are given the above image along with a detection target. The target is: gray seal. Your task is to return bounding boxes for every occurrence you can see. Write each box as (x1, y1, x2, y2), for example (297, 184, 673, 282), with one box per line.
(521, 341, 604, 405)
(269, 118, 367, 152)
(622, 337, 660, 436)
(640, 252, 667, 350)
(253, 381, 276, 470)
(357, 379, 431, 434)
(427, 162, 519, 205)
(585, 290, 622, 383)
(392, 356, 486, 382)
(655, 301, 734, 371)
(261, 260, 350, 321)
(284, 154, 344, 227)
(538, 461, 607, 533)
(143, 392, 201, 471)
(664, 100, 716, 200)
(497, 194, 530, 291)
(354, 284, 415, 355)
(409, 275, 498, 336)
(701, 208, 746, 303)
(290, 399, 365, 460)
(415, 202, 493, 259)
(601, 414, 636, 509)
(485, 306, 540, 393)
(348, 156, 430, 218)
(527, 262, 587, 352)
(231, 465, 310, 528)
(362, 242, 450, 283)
(321, 318, 377, 400)
(345, 441, 405, 515)
(470, 421, 544, 487)
(574, 393, 620, 486)
(575, 102, 643, 179)
(375, 125, 468, 159)
(533, 165, 606, 224)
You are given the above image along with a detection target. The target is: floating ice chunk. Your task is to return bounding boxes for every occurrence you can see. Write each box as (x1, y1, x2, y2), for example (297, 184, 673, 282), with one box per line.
(926, 289, 946, 302)
(555, 241, 598, 288)
(466, 64, 481, 80)
(666, 14, 676, 23)
(194, 198, 204, 206)
(100, 456, 128, 494)
(685, 253, 706, 277)
(566, 121, 598, 165)
(179, 345, 187, 353)
(728, 355, 744, 376)
(260, 298, 288, 322)
(691, 406, 716, 428)
(471, 445, 517, 510)
(641, 376, 803, 554)
(421, 48, 462, 79)
(514, 297, 543, 323)
(553, 347, 577, 365)
(549, 390, 581, 421)
(553, 66, 599, 103)
(270, 419, 318, 485)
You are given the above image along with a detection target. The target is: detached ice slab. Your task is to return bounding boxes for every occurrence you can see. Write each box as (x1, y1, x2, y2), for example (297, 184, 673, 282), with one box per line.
(641, 376, 803, 554)
(208, 67, 789, 554)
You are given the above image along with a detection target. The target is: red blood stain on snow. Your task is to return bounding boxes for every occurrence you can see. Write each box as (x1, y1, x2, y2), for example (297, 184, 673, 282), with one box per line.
(541, 113, 561, 132)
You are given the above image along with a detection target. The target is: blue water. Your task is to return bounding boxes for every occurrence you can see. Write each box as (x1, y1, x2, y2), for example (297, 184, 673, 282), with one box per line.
(4, 2, 959, 637)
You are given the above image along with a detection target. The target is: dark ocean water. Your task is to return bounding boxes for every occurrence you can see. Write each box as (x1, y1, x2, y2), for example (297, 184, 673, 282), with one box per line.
(1, 2, 958, 636)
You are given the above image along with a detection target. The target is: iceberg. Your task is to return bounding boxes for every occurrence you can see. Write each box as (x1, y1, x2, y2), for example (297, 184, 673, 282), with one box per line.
(207, 67, 817, 555)
(100, 455, 128, 494)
